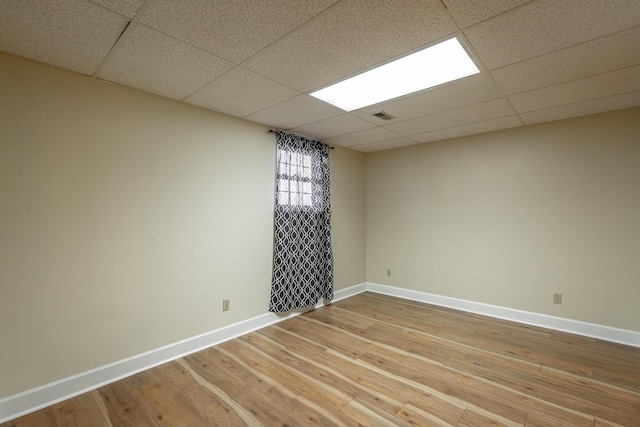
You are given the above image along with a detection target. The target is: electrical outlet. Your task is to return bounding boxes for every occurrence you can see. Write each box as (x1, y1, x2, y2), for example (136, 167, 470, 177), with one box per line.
(553, 293, 562, 304)
(222, 299, 230, 311)
(386, 268, 392, 277)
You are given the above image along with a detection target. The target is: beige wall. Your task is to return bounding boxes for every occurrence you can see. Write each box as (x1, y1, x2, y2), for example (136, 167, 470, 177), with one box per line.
(3, 47, 636, 401)
(331, 145, 366, 291)
(366, 107, 640, 332)
(0, 53, 365, 399)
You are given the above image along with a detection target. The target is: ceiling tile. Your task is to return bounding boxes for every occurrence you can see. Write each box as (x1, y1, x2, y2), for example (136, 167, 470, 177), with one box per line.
(385, 98, 515, 136)
(325, 127, 400, 148)
(139, 0, 339, 64)
(411, 115, 522, 143)
(509, 65, 640, 113)
(0, 0, 128, 75)
(442, 0, 531, 29)
(520, 91, 640, 125)
(3, 0, 638, 153)
(97, 24, 233, 100)
(184, 67, 299, 118)
(290, 114, 375, 140)
(492, 26, 640, 95)
(89, 0, 145, 18)
(244, 95, 343, 130)
(351, 137, 416, 153)
(465, 0, 640, 69)
(243, 0, 457, 92)
(351, 73, 503, 124)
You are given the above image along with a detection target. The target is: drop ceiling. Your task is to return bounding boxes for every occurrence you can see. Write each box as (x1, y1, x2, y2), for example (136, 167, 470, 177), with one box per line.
(1, 0, 639, 152)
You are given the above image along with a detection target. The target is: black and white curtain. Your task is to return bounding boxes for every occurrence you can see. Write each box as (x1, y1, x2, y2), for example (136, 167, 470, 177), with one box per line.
(269, 131, 333, 312)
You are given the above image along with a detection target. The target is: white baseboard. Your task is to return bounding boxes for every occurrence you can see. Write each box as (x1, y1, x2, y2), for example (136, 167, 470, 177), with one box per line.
(3, 281, 637, 423)
(366, 282, 640, 348)
(0, 283, 367, 423)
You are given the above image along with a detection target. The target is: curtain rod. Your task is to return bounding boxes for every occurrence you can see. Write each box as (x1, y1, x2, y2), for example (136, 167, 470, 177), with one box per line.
(269, 129, 335, 149)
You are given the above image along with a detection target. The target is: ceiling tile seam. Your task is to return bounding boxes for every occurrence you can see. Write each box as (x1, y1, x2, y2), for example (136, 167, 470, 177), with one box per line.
(89, 21, 131, 77)
(118, 0, 254, 65)
(373, 94, 504, 127)
(298, 111, 379, 132)
(401, 111, 518, 138)
(233, 94, 297, 120)
(233, 1, 345, 69)
(135, 32, 231, 68)
(345, 111, 378, 127)
(487, 25, 640, 83)
(350, 137, 418, 149)
(437, 0, 461, 30)
(177, 65, 304, 104)
(453, 36, 526, 127)
(484, 77, 525, 127)
(511, 89, 640, 116)
(457, 0, 536, 31)
(467, 22, 640, 73)
(316, 118, 406, 143)
(177, 66, 230, 103)
(282, 112, 344, 132)
(91, 0, 155, 78)
(504, 63, 640, 105)
(94, 21, 240, 102)
(87, 0, 140, 20)
(347, 140, 390, 149)
(132, 23, 236, 65)
(435, 0, 462, 31)
(376, 127, 414, 142)
(236, 87, 347, 123)
(119, 2, 259, 67)
(291, 112, 378, 135)
(178, 57, 308, 104)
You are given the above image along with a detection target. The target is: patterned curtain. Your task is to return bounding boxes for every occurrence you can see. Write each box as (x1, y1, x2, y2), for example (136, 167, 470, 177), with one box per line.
(269, 132, 333, 312)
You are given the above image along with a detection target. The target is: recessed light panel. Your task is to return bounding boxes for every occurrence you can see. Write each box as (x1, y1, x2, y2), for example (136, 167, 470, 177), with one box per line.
(310, 37, 480, 111)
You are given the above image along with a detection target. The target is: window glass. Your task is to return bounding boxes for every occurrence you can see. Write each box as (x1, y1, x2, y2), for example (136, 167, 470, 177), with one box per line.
(277, 150, 313, 207)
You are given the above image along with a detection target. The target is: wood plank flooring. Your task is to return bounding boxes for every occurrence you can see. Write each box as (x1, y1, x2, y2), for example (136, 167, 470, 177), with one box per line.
(4, 292, 640, 426)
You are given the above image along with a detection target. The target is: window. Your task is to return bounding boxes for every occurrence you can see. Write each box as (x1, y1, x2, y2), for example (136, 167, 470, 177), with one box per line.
(276, 150, 314, 207)
(270, 131, 333, 312)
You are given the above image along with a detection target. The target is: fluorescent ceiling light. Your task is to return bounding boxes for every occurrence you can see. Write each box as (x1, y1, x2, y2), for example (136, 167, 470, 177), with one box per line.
(310, 37, 480, 111)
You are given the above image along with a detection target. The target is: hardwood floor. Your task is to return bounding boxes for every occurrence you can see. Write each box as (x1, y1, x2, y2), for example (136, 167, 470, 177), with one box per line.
(4, 292, 640, 426)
